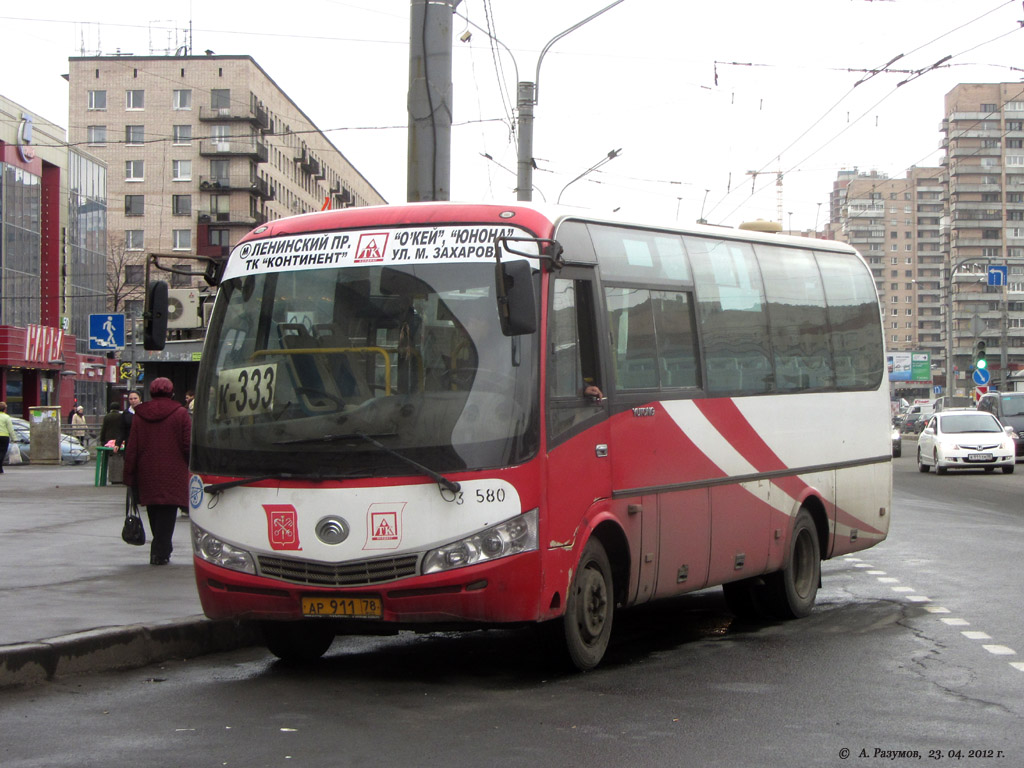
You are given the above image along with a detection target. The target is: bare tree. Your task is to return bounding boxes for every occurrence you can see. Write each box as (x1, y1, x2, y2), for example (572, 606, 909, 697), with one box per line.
(106, 236, 145, 313)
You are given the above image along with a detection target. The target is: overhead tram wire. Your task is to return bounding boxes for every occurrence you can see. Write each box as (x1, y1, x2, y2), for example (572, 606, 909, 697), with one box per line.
(703, 0, 1022, 224)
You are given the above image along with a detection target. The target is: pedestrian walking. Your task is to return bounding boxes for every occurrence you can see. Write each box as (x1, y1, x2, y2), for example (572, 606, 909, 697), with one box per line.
(123, 378, 191, 565)
(122, 390, 141, 443)
(0, 401, 14, 473)
(99, 403, 126, 450)
(184, 389, 195, 414)
(71, 406, 88, 443)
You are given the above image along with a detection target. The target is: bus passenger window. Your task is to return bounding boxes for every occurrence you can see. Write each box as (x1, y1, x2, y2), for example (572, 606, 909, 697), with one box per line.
(550, 278, 601, 398)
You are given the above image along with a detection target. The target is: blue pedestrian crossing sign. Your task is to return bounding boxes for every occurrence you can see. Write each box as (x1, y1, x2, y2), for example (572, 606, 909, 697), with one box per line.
(89, 313, 126, 350)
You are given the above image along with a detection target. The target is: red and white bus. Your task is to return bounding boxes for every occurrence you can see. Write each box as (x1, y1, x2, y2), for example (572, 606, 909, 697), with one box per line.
(186, 202, 892, 669)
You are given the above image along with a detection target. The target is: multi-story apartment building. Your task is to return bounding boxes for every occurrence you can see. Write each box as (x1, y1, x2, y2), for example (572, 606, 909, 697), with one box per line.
(942, 83, 1024, 393)
(66, 53, 387, 325)
(828, 167, 945, 397)
(1, 94, 111, 420)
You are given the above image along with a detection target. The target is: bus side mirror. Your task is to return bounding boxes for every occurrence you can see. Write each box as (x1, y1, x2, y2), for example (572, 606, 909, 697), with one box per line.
(144, 280, 169, 350)
(495, 259, 537, 336)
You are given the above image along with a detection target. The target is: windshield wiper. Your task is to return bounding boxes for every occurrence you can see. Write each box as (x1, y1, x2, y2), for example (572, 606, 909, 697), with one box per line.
(204, 471, 369, 494)
(270, 432, 461, 494)
(354, 431, 461, 495)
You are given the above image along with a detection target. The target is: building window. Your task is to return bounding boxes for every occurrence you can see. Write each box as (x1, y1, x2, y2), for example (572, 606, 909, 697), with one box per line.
(210, 194, 231, 221)
(125, 299, 144, 318)
(172, 229, 192, 251)
(87, 125, 107, 145)
(126, 90, 144, 110)
(209, 159, 230, 186)
(125, 230, 144, 250)
(981, 103, 998, 112)
(125, 195, 144, 216)
(171, 265, 192, 288)
(172, 160, 192, 181)
(88, 90, 107, 110)
(173, 89, 192, 110)
(172, 195, 192, 216)
(125, 160, 144, 181)
(125, 264, 144, 285)
(172, 125, 192, 145)
(1006, 101, 1024, 111)
(125, 125, 144, 145)
(209, 228, 231, 247)
(211, 88, 231, 111)
(1008, 121, 1024, 131)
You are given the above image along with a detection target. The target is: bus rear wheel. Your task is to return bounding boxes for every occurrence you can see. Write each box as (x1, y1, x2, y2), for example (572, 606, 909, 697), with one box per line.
(262, 620, 335, 663)
(562, 537, 614, 671)
(763, 509, 820, 620)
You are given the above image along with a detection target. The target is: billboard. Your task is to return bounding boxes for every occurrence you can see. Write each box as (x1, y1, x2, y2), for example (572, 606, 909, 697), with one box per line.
(887, 351, 931, 382)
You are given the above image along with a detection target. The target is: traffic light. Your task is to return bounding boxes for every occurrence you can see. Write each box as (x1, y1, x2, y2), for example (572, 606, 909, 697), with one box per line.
(974, 340, 987, 371)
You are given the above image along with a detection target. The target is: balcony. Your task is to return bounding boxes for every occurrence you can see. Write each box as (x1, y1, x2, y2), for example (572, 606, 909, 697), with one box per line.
(198, 175, 274, 200)
(199, 105, 270, 131)
(199, 138, 269, 163)
(198, 210, 268, 228)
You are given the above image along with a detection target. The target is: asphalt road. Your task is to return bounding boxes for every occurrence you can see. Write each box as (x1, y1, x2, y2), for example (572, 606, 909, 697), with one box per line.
(2, 448, 1021, 768)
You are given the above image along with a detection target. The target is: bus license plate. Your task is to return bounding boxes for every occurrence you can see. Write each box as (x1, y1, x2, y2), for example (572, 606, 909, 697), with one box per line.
(967, 453, 992, 462)
(302, 596, 382, 618)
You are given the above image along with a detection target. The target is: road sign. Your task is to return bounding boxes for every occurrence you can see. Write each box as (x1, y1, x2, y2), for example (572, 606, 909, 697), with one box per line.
(89, 314, 126, 350)
(987, 265, 1008, 287)
(972, 366, 991, 386)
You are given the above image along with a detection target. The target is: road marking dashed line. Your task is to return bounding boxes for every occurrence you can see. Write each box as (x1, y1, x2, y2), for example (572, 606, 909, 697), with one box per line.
(843, 556, 1023, 673)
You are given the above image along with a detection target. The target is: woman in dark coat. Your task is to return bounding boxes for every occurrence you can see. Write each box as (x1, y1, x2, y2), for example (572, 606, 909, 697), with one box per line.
(123, 378, 191, 565)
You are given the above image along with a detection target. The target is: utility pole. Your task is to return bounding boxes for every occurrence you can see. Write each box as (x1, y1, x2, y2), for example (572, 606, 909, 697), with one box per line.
(516, 0, 625, 202)
(407, 0, 460, 202)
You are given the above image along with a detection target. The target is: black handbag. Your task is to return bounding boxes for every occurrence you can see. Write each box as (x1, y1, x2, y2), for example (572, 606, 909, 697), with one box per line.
(121, 487, 146, 546)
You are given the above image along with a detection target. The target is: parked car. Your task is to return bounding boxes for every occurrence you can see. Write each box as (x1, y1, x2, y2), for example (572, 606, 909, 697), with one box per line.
(917, 410, 1016, 474)
(3, 418, 90, 466)
(976, 391, 1024, 462)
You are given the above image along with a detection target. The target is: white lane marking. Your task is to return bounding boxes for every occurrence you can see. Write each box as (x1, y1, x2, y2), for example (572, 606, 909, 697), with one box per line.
(941, 618, 970, 626)
(878, 577, 900, 583)
(891, 586, 915, 593)
(924, 606, 951, 614)
(1009, 662, 1024, 672)
(982, 645, 1017, 656)
(962, 631, 993, 640)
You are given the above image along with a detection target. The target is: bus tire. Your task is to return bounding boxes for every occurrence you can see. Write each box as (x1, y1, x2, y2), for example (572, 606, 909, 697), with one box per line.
(562, 537, 614, 671)
(262, 620, 335, 663)
(763, 509, 820, 620)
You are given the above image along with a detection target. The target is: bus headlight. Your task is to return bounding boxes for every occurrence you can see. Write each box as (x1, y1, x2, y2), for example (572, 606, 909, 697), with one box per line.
(422, 509, 538, 574)
(191, 524, 256, 574)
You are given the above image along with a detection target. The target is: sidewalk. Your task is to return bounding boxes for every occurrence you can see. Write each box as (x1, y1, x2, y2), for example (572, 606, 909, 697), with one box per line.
(0, 463, 259, 688)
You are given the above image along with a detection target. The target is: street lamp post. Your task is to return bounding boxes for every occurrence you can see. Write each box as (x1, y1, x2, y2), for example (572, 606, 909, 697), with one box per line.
(516, 0, 626, 201)
(556, 148, 621, 204)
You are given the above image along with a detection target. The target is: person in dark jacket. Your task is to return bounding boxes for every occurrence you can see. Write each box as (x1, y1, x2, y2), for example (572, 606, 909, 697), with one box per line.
(99, 403, 127, 449)
(123, 378, 191, 565)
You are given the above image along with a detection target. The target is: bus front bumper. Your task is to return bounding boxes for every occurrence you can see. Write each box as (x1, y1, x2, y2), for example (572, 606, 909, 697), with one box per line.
(193, 549, 548, 626)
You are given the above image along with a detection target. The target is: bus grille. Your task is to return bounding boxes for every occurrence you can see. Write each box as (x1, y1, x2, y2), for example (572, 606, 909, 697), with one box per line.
(257, 553, 419, 587)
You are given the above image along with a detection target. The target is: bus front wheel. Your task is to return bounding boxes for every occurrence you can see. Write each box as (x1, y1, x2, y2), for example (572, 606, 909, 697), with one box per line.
(763, 509, 820, 620)
(262, 620, 335, 663)
(562, 537, 614, 671)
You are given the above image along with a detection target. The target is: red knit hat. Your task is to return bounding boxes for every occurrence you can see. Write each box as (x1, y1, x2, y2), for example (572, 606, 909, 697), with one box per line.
(149, 377, 174, 396)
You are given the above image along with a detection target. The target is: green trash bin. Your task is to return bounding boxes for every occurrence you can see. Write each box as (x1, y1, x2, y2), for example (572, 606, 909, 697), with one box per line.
(94, 446, 112, 486)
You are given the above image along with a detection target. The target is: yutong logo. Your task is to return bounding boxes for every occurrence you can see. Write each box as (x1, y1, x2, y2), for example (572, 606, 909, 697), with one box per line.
(632, 406, 656, 417)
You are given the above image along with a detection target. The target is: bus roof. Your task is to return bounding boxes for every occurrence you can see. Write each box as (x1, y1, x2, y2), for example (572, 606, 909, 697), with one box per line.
(232, 201, 859, 257)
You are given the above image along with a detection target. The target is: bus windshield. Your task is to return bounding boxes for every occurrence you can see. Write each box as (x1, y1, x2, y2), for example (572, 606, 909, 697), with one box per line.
(192, 261, 539, 478)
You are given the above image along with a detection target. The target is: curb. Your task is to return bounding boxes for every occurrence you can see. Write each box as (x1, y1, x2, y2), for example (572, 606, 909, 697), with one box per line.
(0, 617, 262, 689)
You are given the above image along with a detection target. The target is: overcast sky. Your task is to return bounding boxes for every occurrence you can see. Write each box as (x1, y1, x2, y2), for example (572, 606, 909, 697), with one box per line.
(3, 0, 1023, 231)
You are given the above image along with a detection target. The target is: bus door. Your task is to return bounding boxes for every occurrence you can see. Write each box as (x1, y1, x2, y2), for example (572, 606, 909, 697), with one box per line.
(604, 284, 711, 601)
(544, 269, 612, 569)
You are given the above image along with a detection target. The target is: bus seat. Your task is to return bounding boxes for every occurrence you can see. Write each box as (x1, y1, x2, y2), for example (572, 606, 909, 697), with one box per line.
(278, 323, 343, 411)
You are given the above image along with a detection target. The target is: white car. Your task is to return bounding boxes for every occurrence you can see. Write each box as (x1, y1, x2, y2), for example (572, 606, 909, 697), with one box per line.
(917, 410, 1016, 475)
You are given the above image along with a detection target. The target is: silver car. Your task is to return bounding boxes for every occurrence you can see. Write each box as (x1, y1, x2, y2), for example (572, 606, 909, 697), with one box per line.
(917, 410, 1015, 475)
